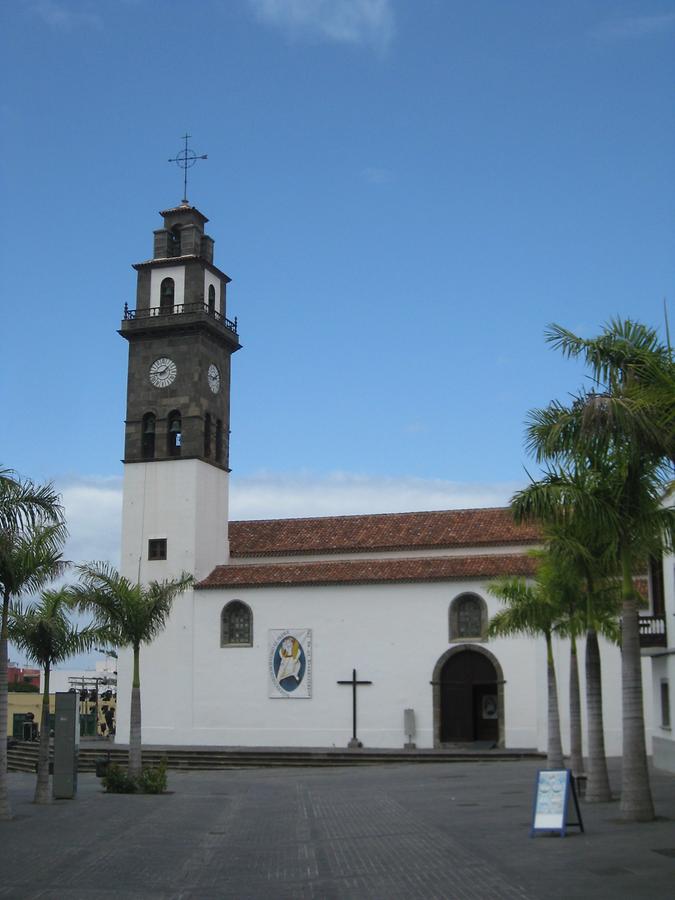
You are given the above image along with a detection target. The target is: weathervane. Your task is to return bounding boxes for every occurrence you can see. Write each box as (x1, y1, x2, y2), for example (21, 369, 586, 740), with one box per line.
(168, 133, 207, 205)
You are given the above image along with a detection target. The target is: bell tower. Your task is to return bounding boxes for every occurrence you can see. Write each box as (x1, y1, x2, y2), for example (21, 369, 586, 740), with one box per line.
(118, 202, 241, 583)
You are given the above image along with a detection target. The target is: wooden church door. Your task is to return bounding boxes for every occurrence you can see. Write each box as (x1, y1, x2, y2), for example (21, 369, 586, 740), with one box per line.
(440, 650, 498, 743)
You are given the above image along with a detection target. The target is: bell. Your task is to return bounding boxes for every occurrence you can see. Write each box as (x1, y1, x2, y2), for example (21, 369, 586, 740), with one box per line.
(169, 419, 181, 433)
(143, 419, 155, 434)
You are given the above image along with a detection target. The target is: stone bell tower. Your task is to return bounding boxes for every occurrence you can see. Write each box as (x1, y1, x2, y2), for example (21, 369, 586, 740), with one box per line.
(118, 202, 241, 584)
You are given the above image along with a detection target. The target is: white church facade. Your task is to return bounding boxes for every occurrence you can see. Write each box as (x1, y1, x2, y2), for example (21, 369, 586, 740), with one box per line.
(115, 201, 658, 756)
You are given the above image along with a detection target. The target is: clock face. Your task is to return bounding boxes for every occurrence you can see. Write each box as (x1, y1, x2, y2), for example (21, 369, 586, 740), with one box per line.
(207, 363, 221, 394)
(149, 357, 177, 388)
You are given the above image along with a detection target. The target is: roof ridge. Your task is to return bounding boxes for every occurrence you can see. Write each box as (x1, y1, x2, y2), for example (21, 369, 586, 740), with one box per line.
(229, 506, 512, 527)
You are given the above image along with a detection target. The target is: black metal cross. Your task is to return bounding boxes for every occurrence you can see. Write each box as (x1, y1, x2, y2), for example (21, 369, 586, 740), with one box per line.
(337, 668, 372, 748)
(168, 133, 208, 205)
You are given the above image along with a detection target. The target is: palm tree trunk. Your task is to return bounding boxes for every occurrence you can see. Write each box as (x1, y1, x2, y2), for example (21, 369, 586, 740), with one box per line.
(545, 632, 564, 769)
(0, 587, 12, 820)
(128, 644, 142, 779)
(34, 663, 51, 804)
(619, 551, 655, 822)
(584, 628, 612, 802)
(569, 635, 583, 775)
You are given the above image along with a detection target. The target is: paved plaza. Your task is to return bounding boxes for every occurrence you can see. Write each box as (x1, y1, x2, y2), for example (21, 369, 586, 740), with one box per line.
(1, 758, 675, 899)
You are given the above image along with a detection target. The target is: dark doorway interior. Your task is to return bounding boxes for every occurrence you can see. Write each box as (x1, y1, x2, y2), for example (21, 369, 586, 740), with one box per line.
(440, 649, 498, 743)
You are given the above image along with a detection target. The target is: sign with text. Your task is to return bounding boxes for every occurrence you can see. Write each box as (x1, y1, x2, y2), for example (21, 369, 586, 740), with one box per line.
(530, 769, 584, 837)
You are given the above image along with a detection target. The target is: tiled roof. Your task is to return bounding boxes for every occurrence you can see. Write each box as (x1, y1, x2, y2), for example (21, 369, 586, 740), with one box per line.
(197, 553, 539, 589)
(159, 205, 208, 222)
(228, 507, 541, 557)
(132, 255, 231, 281)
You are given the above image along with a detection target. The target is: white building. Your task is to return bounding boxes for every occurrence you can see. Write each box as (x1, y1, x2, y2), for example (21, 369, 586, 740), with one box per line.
(650, 492, 675, 773)
(44, 658, 117, 695)
(115, 200, 655, 755)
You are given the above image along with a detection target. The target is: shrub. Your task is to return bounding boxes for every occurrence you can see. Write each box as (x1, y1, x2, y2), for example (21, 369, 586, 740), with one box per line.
(138, 757, 168, 794)
(102, 764, 137, 793)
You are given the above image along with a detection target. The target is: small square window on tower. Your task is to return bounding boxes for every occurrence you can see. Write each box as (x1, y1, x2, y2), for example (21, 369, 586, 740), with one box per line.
(148, 538, 167, 561)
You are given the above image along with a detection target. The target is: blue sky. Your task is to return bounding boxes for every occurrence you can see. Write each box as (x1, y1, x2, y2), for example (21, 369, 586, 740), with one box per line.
(2, 0, 674, 577)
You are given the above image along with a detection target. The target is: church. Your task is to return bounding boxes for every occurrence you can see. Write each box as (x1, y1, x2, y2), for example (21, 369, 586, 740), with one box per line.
(115, 200, 655, 754)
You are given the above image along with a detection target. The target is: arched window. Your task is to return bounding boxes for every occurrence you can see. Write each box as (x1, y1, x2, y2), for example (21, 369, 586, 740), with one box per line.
(221, 601, 252, 647)
(215, 419, 223, 463)
(167, 410, 182, 456)
(160, 277, 175, 315)
(449, 593, 487, 642)
(204, 413, 211, 457)
(169, 225, 181, 257)
(141, 413, 156, 459)
(208, 284, 216, 315)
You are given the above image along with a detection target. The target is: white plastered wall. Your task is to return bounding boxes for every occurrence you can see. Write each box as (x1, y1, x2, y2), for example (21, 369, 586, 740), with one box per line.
(115, 577, 628, 752)
(150, 266, 186, 309)
(204, 271, 222, 315)
(550, 633, 653, 758)
(651, 545, 675, 773)
(116, 458, 229, 744)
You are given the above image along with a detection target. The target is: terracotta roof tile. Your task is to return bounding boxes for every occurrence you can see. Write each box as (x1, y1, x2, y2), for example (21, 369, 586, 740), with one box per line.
(197, 553, 539, 590)
(228, 507, 540, 557)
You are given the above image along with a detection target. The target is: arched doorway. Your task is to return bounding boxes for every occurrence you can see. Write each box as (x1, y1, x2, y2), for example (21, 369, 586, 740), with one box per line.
(432, 646, 504, 747)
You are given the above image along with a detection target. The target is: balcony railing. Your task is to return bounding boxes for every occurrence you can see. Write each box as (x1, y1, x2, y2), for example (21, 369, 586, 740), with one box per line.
(123, 302, 238, 334)
(639, 615, 667, 649)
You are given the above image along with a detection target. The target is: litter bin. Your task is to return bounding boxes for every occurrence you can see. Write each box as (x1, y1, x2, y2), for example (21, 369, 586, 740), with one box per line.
(95, 754, 111, 778)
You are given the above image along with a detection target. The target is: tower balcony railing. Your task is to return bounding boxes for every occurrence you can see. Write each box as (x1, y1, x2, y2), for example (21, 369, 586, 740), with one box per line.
(123, 302, 238, 335)
(638, 614, 667, 649)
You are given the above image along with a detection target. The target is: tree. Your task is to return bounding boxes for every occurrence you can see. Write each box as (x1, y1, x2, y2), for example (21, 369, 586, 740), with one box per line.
(527, 319, 675, 821)
(71, 564, 193, 778)
(539, 550, 586, 778)
(511, 467, 623, 802)
(9, 589, 101, 803)
(0, 469, 65, 821)
(0, 468, 63, 533)
(488, 569, 564, 769)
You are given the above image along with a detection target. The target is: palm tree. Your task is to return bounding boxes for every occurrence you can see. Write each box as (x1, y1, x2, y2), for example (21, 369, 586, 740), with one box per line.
(528, 319, 675, 821)
(9, 589, 102, 803)
(512, 468, 622, 802)
(542, 554, 586, 778)
(488, 571, 564, 769)
(0, 468, 63, 532)
(0, 469, 65, 821)
(71, 564, 193, 778)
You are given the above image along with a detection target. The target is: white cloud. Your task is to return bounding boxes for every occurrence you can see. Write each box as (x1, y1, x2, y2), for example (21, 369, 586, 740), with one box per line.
(50, 469, 520, 570)
(248, 0, 395, 50)
(229, 469, 521, 520)
(57, 475, 123, 568)
(593, 13, 675, 41)
(7, 469, 518, 665)
(26, 0, 103, 30)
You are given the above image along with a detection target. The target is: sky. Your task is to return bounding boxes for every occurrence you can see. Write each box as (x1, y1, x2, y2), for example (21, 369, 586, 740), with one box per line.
(2, 0, 674, 623)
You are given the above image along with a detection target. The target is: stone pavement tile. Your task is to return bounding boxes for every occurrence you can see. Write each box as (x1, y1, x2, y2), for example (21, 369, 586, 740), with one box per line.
(3, 761, 675, 899)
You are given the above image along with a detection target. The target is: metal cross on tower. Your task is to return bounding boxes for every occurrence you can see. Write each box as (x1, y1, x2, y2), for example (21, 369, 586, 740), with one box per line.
(168, 133, 208, 205)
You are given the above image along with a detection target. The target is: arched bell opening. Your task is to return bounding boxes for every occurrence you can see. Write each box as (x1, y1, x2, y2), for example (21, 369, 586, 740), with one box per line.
(141, 412, 156, 459)
(159, 277, 175, 315)
(167, 410, 182, 457)
(204, 413, 212, 458)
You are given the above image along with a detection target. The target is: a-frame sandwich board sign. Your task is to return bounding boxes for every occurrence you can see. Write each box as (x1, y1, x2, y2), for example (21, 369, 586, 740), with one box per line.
(530, 769, 584, 837)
